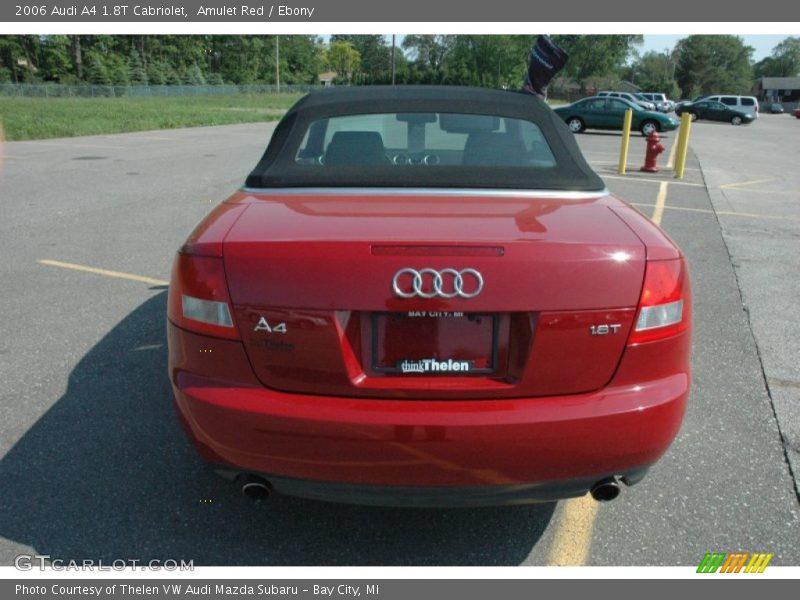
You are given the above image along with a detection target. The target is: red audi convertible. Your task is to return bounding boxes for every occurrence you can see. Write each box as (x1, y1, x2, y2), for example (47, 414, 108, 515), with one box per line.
(168, 86, 691, 506)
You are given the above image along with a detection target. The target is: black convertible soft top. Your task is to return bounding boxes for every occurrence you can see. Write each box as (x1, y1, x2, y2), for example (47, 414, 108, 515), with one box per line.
(244, 85, 605, 192)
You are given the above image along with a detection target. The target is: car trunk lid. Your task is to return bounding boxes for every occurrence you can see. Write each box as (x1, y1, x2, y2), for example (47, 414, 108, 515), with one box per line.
(223, 191, 645, 398)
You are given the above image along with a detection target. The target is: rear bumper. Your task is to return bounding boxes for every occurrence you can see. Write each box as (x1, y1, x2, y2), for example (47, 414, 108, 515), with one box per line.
(217, 467, 650, 507)
(169, 322, 689, 504)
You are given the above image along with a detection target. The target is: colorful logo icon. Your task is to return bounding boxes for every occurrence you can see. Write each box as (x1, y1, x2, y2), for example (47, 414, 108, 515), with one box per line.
(697, 552, 773, 573)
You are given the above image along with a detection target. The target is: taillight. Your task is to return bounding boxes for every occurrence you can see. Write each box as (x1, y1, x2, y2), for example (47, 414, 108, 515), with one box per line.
(167, 252, 240, 340)
(628, 258, 690, 344)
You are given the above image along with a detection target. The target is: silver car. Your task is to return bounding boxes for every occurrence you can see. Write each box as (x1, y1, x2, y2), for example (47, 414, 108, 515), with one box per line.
(598, 91, 655, 111)
(640, 93, 674, 113)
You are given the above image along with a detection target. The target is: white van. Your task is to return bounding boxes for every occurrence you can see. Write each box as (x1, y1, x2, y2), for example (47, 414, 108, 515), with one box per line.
(702, 95, 759, 118)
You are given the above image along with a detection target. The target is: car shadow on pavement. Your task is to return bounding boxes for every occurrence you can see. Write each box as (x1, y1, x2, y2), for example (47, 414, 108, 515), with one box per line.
(0, 292, 556, 566)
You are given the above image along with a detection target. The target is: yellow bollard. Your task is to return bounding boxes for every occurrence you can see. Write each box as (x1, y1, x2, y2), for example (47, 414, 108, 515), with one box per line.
(617, 108, 633, 175)
(674, 112, 692, 179)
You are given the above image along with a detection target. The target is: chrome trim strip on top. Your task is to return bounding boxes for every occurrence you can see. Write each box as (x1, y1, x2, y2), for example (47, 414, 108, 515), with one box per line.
(240, 187, 610, 200)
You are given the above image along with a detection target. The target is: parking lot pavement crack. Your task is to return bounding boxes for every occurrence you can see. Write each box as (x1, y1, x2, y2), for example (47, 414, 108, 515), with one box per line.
(696, 158, 800, 506)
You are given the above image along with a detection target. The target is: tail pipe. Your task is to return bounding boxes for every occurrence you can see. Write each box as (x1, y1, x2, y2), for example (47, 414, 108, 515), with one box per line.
(590, 477, 621, 502)
(238, 474, 272, 502)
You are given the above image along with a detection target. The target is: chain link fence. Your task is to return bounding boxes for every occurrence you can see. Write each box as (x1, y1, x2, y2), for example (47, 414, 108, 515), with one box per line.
(0, 83, 319, 98)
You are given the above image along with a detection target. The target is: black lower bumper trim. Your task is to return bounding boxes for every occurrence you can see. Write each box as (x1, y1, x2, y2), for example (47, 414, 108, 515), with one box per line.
(216, 466, 651, 507)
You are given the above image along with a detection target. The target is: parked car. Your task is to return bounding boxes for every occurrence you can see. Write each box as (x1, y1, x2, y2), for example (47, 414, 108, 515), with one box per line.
(640, 92, 674, 113)
(598, 91, 656, 111)
(167, 86, 691, 506)
(554, 96, 679, 136)
(769, 103, 784, 114)
(793, 107, 800, 119)
(675, 100, 755, 125)
(632, 93, 660, 111)
(674, 95, 707, 111)
(702, 95, 759, 119)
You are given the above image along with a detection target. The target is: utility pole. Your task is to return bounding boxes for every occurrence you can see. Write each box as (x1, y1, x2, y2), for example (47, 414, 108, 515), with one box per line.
(391, 35, 396, 85)
(276, 35, 280, 93)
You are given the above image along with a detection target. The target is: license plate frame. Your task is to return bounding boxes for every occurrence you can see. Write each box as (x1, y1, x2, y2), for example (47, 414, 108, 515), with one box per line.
(370, 312, 499, 375)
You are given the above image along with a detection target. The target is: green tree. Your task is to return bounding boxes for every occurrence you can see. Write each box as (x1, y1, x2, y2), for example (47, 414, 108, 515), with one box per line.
(189, 62, 205, 85)
(39, 36, 73, 83)
(550, 35, 643, 92)
(127, 48, 147, 85)
(674, 35, 754, 97)
(281, 35, 326, 84)
(85, 53, 110, 85)
(164, 64, 181, 85)
(402, 35, 456, 83)
(331, 35, 392, 83)
(754, 37, 800, 78)
(328, 40, 361, 82)
(106, 53, 129, 86)
(444, 35, 531, 88)
(146, 60, 167, 85)
(207, 71, 224, 85)
(0, 36, 40, 82)
(627, 50, 680, 98)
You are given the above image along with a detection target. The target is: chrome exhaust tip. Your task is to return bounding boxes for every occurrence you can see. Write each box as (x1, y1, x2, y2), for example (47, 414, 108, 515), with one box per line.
(590, 477, 621, 502)
(239, 474, 272, 502)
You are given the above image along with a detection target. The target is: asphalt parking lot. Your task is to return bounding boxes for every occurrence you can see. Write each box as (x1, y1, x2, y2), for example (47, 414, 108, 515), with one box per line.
(0, 112, 798, 566)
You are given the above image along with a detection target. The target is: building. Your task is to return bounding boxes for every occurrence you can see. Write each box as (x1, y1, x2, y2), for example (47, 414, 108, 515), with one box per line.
(317, 71, 337, 87)
(756, 77, 800, 108)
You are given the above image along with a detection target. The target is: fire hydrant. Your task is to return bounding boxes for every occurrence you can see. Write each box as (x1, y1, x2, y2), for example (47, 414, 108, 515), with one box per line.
(641, 131, 664, 173)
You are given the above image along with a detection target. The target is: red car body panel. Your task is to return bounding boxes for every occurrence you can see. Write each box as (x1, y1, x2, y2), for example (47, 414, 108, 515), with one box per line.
(169, 320, 688, 488)
(218, 192, 647, 400)
(167, 87, 690, 505)
(168, 189, 691, 505)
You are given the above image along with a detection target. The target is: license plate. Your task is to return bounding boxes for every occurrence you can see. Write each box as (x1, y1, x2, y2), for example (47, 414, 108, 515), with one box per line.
(371, 312, 497, 375)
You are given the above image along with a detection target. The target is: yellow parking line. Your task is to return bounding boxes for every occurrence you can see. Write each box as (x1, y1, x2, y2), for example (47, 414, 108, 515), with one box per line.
(665, 131, 680, 169)
(719, 177, 776, 190)
(602, 174, 704, 187)
(38, 259, 169, 286)
(652, 181, 668, 225)
(718, 187, 795, 197)
(630, 202, 800, 221)
(547, 494, 599, 565)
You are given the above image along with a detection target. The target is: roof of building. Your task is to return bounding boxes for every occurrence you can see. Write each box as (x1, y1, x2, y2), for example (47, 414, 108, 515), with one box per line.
(759, 77, 800, 89)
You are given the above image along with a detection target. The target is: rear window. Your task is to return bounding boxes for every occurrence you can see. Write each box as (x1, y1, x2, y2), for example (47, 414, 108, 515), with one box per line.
(295, 112, 557, 168)
(244, 86, 607, 192)
(741, 98, 755, 106)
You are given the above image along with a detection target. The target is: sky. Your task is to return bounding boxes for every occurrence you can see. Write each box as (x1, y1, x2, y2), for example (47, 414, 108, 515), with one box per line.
(372, 35, 790, 63)
(641, 35, 788, 61)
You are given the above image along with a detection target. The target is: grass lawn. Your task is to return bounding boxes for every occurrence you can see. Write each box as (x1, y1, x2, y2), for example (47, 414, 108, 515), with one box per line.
(0, 93, 304, 141)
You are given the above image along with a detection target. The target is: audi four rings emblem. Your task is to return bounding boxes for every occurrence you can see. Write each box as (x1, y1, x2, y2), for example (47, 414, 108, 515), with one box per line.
(392, 268, 484, 299)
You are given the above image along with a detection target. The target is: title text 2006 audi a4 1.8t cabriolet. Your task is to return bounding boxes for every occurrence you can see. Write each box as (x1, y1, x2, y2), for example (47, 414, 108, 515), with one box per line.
(167, 86, 691, 506)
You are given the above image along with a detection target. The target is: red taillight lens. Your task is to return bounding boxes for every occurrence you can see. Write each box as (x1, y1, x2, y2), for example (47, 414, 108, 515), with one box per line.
(167, 252, 240, 340)
(628, 258, 690, 344)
